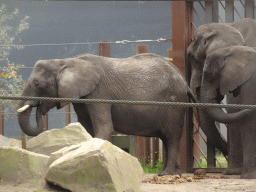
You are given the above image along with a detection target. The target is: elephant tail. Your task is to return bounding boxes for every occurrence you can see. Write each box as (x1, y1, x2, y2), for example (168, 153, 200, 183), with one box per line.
(187, 88, 200, 134)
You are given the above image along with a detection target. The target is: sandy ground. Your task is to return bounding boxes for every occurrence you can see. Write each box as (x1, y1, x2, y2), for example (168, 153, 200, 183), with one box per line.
(1, 173, 256, 192)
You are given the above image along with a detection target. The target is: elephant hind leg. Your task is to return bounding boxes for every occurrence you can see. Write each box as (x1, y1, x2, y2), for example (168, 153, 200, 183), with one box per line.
(158, 138, 181, 176)
(157, 137, 168, 176)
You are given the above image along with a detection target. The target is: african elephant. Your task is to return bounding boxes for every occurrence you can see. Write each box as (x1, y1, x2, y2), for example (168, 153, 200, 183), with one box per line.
(201, 46, 256, 179)
(17, 53, 196, 176)
(187, 22, 246, 158)
(187, 18, 256, 176)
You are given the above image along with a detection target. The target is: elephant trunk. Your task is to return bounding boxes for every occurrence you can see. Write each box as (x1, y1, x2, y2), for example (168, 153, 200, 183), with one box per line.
(190, 70, 227, 156)
(17, 105, 44, 136)
(198, 108, 228, 156)
(201, 85, 255, 124)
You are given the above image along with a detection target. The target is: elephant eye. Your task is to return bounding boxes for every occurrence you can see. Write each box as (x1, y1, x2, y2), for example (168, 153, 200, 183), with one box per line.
(33, 80, 40, 87)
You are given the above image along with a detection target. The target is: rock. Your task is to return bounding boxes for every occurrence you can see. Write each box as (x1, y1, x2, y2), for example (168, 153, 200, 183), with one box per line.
(26, 122, 92, 156)
(46, 138, 143, 192)
(0, 147, 49, 182)
(0, 135, 10, 147)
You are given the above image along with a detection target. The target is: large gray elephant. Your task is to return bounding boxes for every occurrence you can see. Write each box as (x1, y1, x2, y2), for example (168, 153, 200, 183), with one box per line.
(200, 46, 256, 179)
(17, 53, 196, 176)
(187, 18, 256, 176)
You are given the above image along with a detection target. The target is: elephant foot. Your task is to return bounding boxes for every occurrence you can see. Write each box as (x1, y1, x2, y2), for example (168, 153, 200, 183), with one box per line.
(223, 167, 242, 175)
(157, 167, 181, 177)
(240, 171, 256, 179)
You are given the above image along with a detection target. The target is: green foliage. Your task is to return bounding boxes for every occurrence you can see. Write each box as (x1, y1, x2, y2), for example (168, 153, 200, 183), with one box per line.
(0, 4, 29, 118)
(140, 159, 163, 174)
(195, 153, 228, 168)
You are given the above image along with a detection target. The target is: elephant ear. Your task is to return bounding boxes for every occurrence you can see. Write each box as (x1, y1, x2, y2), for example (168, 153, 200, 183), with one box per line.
(57, 58, 102, 107)
(203, 46, 256, 96)
(202, 31, 217, 49)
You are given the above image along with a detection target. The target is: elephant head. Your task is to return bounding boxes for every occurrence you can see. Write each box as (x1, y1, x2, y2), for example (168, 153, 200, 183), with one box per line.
(17, 58, 102, 136)
(201, 46, 256, 123)
(187, 23, 245, 101)
(187, 24, 246, 156)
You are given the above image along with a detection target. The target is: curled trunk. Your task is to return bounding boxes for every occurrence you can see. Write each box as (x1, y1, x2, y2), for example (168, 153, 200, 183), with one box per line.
(201, 85, 255, 124)
(17, 106, 44, 136)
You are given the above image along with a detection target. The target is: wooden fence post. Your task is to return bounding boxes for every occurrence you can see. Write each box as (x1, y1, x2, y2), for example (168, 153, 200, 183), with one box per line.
(43, 114, 48, 130)
(152, 137, 159, 167)
(98, 41, 111, 142)
(136, 45, 151, 164)
(0, 83, 4, 135)
(172, 1, 194, 173)
(22, 131, 26, 149)
(98, 41, 111, 57)
(65, 104, 71, 126)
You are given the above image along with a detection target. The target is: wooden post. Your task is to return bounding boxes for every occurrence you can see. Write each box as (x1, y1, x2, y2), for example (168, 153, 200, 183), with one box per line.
(145, 137, 150, 164)
(172, 1, 194, 173)
(43, 114, 48, 131)
(65, 104, 71, 126)
(98, 41, 111, 142)
(98, 41, 111, 57)
(152, 137, 159, 167)
(136, 45, 149, 163)
(0, 83, 3, 135)
(21, 131, 26, 149)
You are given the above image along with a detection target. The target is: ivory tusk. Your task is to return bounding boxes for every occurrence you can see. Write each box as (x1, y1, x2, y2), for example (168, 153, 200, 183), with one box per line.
(17, 104, 31, 113)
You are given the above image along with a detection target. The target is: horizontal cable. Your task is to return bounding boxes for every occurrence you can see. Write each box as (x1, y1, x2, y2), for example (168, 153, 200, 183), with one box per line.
(1, 95, 256, 110)
(0, 38, 171, 48)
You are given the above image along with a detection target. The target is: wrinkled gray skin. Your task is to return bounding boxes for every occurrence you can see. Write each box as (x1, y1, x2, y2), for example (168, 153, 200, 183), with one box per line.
(187, 18, 256, 177)
(17, 53, 195, 176)
(202, 46, 256, 179)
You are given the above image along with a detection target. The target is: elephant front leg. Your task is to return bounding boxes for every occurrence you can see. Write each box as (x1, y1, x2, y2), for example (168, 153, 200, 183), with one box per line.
(240, 122, 256, 179)
(87, 104, 114, 140)
(223, 123, 243, 175)
(224, 96, 243, 175)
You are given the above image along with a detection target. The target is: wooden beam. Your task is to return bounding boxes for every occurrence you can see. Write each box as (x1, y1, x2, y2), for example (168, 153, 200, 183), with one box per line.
(172, 1, 194, 173)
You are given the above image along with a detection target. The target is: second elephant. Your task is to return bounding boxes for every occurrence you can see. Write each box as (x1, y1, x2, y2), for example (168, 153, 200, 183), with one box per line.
(201, 46, 256, 179)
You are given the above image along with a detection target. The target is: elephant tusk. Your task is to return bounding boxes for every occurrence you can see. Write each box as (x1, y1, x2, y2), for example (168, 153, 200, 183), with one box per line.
(17, 105, 31, 113)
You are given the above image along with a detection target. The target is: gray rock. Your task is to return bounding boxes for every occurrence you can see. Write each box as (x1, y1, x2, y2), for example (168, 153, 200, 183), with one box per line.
(46, 138, 143, 192)
(0, 147, 49, 182)
(0, 135, 10, 147)
(26, 122, 92, 156)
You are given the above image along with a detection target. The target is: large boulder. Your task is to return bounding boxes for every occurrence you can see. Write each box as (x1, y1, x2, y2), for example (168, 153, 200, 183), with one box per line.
(26, 122, 92, 156)
(0, 147, 49, 182)
(46, 138, 143, 192)
(0, 135, 10, 147)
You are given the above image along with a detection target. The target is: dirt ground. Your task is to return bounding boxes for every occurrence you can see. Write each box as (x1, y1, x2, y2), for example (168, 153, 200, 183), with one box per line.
(1, 173, 256, 192)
